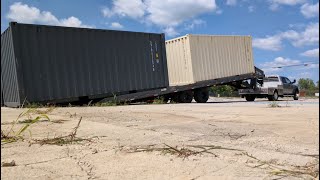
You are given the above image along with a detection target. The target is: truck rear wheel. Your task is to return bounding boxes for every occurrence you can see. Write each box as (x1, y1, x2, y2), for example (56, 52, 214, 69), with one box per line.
(178, 91, 193, 103)
(268, 91, 278, 101)
(293, 90, 299, 100)
(194, 88, 209, 103)
(245, 95, 256, 101)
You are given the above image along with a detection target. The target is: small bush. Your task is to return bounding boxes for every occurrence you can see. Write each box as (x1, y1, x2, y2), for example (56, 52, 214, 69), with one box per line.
(153, 97, 167, 104)
(24, 103, 44, 108)
(210, 85, 238, 97)
(95, 101, 118, 106)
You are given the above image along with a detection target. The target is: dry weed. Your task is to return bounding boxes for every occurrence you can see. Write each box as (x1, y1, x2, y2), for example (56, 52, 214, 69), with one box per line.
(125, 144, 243, 159)
(30, 117, 95, 146)
(241, 152, 319, 179)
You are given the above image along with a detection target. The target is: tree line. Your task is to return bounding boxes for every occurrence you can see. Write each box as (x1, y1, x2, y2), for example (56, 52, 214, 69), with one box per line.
(298, 78, 319, 96)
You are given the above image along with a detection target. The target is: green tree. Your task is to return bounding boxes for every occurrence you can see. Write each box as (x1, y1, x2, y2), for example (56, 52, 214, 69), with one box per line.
(298, 78, 316, 90)
(210, 85, 237, 97)
(317, 81, 319, 89)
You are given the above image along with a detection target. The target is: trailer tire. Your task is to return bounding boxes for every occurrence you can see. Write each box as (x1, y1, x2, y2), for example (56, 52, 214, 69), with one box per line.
(245, 95, 256, 101)
(268, 90, 278, 101)
(178, 91, 193, 103)
(170, 93, 180, 103)
(194, 88, 209, 103)
(163, 95, 170, 103)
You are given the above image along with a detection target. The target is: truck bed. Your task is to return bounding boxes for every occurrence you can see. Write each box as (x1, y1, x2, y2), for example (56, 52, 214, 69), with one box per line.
(239, 87, 284, 96)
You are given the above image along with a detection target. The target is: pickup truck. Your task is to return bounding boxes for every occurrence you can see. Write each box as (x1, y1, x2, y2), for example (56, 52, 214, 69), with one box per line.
(238, 75, 299, 101)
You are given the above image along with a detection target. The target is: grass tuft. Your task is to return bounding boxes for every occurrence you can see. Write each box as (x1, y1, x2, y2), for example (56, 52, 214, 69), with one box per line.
(268, 101, 281, 108)
(1, 108, 52, 144)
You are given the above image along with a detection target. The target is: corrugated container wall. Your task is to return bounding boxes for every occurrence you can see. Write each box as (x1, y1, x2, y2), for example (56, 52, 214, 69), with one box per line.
(1, 26, 21, 107)
(165, 34, 255, 86)
(1, 22, 169, 107)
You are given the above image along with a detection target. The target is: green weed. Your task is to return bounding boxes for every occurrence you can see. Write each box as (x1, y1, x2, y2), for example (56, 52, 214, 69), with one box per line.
(1, 108, 51, 144)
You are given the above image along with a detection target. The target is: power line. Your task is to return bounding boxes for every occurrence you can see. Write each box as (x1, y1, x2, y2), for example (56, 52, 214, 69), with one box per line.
(271, 62, 319, 68)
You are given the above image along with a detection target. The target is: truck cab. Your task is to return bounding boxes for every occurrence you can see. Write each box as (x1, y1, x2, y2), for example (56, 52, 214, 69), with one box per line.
(238, 75, 299, 101)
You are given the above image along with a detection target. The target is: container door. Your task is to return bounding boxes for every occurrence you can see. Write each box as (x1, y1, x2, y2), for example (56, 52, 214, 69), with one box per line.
(148, 35, 168, 88)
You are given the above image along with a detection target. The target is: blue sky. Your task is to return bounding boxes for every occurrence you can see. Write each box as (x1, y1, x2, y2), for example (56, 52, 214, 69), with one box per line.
(1, 0, 319, 83)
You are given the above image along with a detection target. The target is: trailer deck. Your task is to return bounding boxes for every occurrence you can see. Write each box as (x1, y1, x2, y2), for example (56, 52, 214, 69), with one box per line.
(99, 72, 258, 103)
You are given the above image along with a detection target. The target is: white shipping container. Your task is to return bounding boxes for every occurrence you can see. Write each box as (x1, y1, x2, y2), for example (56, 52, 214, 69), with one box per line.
(165, 34, 255, 86)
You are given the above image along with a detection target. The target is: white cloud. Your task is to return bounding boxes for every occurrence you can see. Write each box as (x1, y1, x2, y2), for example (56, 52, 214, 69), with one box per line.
(253, 22, 319, 51)
(248, 5, 255, 12)
(110, 22, 124, 29)
(215, 9, 223, 14)
(300, 48, 319, 58)
(288, 23, 305, 29)
(102, 7, 114, 18)
(262, 67, 283, 74)
(7, 2, 92, 28)
(261, 57, 300, 73)
(102, 0, 146, 19)
(262, 57, 301, 67)
(226, 0, 237, 6)
(101, 0, 218, 36)
(269, 0, 306, 10)
(280, 30, 300, 39)
(270, 0, 306, 5)
(60, 17, 91, 28)
(252, 35, 282, 51)
(290, 22, 319, 47)
(269, 3, 280, 11)
(185, 19, 206, 30)
(145, 0, 217, 27)
(7, 2, 58, 24)
(300, 2, 319, 18)
(164, 27, 179, 37)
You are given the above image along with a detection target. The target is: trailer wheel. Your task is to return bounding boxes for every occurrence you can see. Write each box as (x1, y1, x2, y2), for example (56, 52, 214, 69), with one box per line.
(245, 95, 256, 101)
(268, 90, 278, 101)
(163, 96, 170, 103)
(170, 93, 180, 103)
(194, 88, 209, 103)
(178, 91, 193, 103)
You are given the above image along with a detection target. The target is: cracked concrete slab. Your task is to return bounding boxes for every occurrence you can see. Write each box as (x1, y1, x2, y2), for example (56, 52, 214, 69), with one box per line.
(1, 97, 319, 179)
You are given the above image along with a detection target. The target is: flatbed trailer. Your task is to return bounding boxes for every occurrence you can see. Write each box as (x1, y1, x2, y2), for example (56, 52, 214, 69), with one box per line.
(1, 22, 266, 107)
(99, 67, 264, 103)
